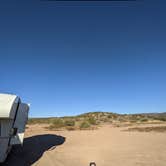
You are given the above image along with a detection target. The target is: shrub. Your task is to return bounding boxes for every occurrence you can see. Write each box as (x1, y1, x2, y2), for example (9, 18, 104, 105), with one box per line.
(108, 115, 112, 118)
(51, 119, 64, 129)
(154, 116, 166, 121)
(102, 118, 109, 122)
(65, 126, 76, 131)
(140, 118, 148, 122)
(130, 120, 137, 123)
(79, 121, 90, 129)
(64, 120, 75, 126)
(88, 117, 97, 125)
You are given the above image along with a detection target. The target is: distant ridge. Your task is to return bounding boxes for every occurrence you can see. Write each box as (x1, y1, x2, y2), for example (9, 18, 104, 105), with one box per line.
(28, 111, 166, 125)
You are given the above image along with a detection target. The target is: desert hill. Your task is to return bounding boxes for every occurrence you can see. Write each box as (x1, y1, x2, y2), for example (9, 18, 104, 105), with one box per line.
(28, 111, 166, 130)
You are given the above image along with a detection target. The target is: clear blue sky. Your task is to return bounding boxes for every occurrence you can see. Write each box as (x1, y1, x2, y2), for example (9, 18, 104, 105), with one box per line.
(0, 0, 166, 117)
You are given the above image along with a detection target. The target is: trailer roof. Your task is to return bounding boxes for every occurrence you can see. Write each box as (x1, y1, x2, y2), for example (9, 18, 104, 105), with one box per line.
(0, 94, 20, 119)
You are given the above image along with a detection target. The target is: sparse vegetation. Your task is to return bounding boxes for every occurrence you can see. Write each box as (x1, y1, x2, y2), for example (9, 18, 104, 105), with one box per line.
(28, 118, 53, 124)
(64, 120, 75, 126)
(124, 126, 166, 132)
(28, 112, 166, 131)
(79, 121, 90, 129)
(48, 119, 64, 130)
(153, 116, 166, 121)
(65, 126, 76, 131)
(88, 117, 97, 125)
(139, 118, 148, 122)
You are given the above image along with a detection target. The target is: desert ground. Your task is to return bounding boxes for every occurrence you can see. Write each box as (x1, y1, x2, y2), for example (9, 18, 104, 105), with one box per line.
(4, 123, 166, 166)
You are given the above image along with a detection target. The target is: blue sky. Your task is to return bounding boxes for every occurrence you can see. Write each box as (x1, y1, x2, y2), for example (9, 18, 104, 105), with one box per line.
(0, 0, 166, 117)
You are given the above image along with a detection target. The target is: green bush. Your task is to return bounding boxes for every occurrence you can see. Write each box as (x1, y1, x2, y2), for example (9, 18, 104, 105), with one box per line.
(64, 120, 75, 126)
(88, 117, 97, 125)
(154, 116, 166, 121)
(79, 121, 90, 129)
(65, 126, 76, 131)
(140, 118, 148, 122)
(51, 119, 64, 128)
(108, 115, 112, 118)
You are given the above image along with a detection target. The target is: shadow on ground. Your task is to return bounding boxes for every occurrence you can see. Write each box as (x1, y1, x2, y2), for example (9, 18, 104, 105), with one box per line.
(3, 134, 65, 166)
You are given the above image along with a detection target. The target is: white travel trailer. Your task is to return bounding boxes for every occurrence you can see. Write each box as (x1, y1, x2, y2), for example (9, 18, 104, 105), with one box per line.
(0, 93, 29, 162)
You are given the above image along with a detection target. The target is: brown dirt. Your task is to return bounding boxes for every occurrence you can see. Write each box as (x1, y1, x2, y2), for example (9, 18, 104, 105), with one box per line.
(4, 124, 166, 166)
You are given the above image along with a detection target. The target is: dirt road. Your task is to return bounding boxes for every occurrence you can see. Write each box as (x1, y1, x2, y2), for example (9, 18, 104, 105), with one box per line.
(5, 124, 166, 166)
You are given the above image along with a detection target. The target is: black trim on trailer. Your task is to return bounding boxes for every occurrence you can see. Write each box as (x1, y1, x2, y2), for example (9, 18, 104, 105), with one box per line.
(8, 98, 21, 146)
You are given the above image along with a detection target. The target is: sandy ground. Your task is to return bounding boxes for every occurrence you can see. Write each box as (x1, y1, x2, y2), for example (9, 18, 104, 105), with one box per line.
(4, 124, 166, 166)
